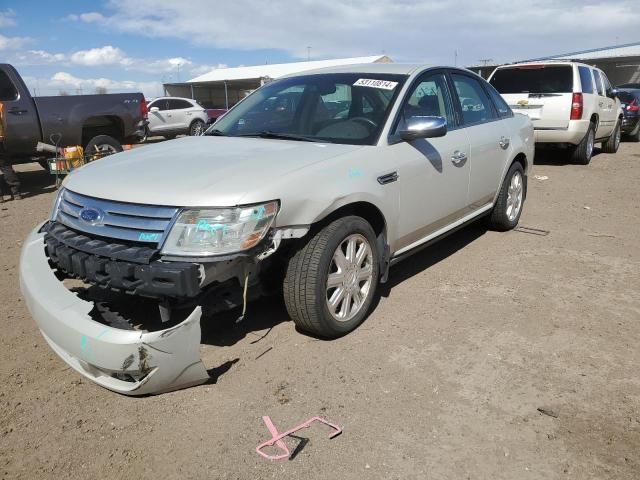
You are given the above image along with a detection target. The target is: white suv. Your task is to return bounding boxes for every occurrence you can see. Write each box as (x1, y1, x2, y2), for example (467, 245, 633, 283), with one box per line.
(489, 62, 622, 164)
(145, 97, 208, 140)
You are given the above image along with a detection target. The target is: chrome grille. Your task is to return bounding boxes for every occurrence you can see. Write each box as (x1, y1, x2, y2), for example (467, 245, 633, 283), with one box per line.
(56, 189, 179, 245)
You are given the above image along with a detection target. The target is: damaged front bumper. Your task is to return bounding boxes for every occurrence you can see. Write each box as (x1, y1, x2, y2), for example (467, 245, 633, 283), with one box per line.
(19, 228, 210, 395)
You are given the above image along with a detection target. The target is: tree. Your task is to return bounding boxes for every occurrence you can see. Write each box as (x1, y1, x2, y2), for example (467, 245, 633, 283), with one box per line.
(95, 86, 108, 95)
(58, 90, 69, 96)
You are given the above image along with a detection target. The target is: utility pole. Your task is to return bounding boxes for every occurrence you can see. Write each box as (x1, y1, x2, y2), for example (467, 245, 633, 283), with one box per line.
(307, 46, 311, 61)
(177, 63, 181, 82)
(454, 49, 458, 67)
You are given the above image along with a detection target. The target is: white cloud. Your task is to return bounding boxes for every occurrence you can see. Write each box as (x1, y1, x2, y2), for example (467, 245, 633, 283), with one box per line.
(13, 50, 66, 65)
(0, 9, 16, 27)
(70, 45, 133, 67)
(47, 71, 162, 97)
(70, 0, 640, 64)
(0, 34, 31, 51)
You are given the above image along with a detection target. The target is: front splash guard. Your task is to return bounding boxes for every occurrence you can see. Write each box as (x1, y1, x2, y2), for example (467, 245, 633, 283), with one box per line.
(19, 229, 209, 396)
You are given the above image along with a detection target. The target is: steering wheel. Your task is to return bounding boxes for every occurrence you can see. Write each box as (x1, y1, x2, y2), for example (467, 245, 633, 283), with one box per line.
(351, 117, 378, 130)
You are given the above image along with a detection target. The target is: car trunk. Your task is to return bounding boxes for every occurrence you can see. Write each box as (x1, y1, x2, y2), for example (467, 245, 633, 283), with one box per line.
(490, 65, 573, 130)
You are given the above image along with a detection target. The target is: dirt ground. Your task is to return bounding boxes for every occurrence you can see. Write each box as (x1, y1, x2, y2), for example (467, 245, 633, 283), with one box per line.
(1, 142, 639, 480)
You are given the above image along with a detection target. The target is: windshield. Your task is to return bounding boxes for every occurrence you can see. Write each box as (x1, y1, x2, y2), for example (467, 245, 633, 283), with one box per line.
(207, 73, 407, 145)
(490, 65, 573, 94)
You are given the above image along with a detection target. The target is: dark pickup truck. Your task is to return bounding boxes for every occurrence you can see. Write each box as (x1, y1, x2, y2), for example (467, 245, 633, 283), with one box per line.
(0, 64, 148, 165)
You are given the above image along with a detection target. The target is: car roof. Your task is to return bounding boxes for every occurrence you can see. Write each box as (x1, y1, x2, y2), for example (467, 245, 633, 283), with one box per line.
(151, 96, 197, 102)
(281, 63, 428, 77)
(494, 61, 594, 69)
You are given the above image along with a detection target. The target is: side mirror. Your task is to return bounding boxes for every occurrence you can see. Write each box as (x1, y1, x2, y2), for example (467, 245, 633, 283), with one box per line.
(399, 116, 447, 141)
(610, 88, 619, 98)
(149, 106, 160, 113)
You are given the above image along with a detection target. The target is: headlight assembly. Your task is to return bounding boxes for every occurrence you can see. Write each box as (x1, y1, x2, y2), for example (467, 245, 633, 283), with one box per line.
(161, 201, 279, 256)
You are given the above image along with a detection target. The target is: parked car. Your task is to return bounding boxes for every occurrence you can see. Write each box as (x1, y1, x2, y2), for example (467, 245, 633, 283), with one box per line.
(617, 83, 640, 89)
(145, 97, 208, 139)
(488, 61, 623, 164)
(617, 88, 640, 141)
(20, 64, 534, 395)
(204, 108, 228, 125)
(0, 63, 147, 165)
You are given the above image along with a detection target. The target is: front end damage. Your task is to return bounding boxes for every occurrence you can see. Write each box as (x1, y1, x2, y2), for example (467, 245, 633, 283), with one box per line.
(20, 229, 210, 395)
(19, 220, 303, 395)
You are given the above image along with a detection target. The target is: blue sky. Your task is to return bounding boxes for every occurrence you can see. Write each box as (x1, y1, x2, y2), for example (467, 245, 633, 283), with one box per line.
(1, 0, 638, 97)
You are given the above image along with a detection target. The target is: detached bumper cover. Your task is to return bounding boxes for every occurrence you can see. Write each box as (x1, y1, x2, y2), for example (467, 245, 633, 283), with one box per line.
(20, 228, 209, 395)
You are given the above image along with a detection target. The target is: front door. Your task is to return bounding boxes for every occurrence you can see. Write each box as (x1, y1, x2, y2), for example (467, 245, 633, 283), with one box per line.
(1, 68, 41, 157)
(387, 71, 471, 254)
(147, 99, 170, 133)
(593, 70, 616, 137)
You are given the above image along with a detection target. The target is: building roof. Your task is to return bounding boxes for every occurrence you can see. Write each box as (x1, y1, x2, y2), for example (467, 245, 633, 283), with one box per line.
(287, 62, 426, 77)
(521, 41, 640, 62)
(188, 55, 392, 83)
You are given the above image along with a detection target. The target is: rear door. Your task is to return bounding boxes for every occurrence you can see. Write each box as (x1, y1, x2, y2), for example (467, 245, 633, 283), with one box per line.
(450, 72, 508, 206)
(0, 67, 41, 156)
(489, 64, 573, 130)
(166, 99, 193, 130)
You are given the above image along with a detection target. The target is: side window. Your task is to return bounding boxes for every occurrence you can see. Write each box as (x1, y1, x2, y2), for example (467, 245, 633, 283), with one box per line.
(398, 72, 454, 127)
(593, 70, 605, 96)
(601, 72, 613, 96)
(578, 66, 594, 94)
(485, 84, 512, 118)
(451, 73, 496, 125)
(168, 99, 192, 109)
(0, 70, 18, 101)
(149, 100, 168, 111)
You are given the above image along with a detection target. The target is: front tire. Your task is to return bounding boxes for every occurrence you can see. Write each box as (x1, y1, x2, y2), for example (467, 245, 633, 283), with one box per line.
(601, 120, 621, 153)
(283, 216, 379, 338)
(571, 122, 595, 165)
(486, 162, 525, 231)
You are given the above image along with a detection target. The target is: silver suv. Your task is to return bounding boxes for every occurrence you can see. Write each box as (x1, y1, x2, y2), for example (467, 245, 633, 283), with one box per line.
(20, 64, 534, 394)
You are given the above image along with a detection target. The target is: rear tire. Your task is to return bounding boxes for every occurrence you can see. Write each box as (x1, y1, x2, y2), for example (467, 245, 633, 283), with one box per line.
(627, 122, 640, 142)
(601, 120, 621, 153)
(85, 135, 123, 158)
(486, 162, 525, 232)
(189, 119, 205, 136)
(283, 216, 379, 339)
(571, 123, 595, 165)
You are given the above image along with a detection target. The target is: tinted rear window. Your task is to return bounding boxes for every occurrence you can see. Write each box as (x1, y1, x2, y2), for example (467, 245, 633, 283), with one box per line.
(618, 91, 638, 104)
(578, 67, 594, 94)
(490, 66, 573, 94)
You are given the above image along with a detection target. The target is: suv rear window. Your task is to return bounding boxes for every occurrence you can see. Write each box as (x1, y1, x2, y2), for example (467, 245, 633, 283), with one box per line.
(490, 65, 573, 94)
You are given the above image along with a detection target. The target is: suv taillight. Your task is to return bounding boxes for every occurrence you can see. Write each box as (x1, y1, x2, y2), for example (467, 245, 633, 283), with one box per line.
(627, 100, 639, 112)
(140, 96, 148, 119)
(570, 93, 583, 120)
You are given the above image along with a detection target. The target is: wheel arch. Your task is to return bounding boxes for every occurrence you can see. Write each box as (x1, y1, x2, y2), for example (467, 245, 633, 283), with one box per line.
(82, 115, 125, 145)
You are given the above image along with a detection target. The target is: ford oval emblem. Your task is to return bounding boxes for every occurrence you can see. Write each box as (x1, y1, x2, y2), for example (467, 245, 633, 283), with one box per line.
(79, 207, 104, 225)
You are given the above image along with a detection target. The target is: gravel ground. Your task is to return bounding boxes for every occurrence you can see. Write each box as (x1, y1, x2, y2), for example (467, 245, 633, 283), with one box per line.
(1, 142, 639, 479)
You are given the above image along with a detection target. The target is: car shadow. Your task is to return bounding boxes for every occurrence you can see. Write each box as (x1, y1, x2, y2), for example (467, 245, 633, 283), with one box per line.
(534, 146, 602, 166)
(12, 165, 57, 199)
(200, 295, 291, 348)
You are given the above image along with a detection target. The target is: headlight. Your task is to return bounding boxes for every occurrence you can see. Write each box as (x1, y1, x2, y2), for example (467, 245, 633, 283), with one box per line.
(161, 201, 279, 256)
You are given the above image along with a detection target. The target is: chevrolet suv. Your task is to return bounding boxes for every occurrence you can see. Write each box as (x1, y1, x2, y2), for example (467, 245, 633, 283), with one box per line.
(20, 64, 534, 395)
(489, 61, 622, 164)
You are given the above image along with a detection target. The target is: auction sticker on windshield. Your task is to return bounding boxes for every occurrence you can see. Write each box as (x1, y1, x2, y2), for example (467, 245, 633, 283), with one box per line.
(353, 78, 398, 90)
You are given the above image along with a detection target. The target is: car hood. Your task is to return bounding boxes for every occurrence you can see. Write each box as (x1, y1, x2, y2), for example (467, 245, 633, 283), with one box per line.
(64, 136, 364, 206)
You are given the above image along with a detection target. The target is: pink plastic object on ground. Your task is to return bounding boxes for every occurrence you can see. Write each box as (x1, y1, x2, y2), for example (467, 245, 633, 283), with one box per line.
(256, 416, 343, 460)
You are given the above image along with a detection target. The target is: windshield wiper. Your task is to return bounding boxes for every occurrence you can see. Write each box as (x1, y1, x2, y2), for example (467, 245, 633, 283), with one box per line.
(206, 129, 227, 136)
(236, 131, 325, 142)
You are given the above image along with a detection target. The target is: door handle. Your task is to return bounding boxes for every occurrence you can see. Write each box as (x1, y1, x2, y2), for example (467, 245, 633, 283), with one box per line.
(499, 136, 510, 149)
(599, 102, 604, 107)
(8, 108, 27, 115)
(451, 151, 467, 166)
